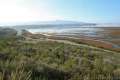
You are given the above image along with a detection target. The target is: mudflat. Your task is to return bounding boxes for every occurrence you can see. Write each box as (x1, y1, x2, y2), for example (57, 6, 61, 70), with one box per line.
(49, 27, 120, 52)
(25, 27, 120, 52)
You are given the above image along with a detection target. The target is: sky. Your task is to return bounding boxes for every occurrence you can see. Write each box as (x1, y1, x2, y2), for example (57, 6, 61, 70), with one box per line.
(0, 0, 120, 24)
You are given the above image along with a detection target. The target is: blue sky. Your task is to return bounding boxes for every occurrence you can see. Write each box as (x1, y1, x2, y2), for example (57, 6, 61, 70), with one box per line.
(0, 0, 120, 23)
(46, 0, 120, 23)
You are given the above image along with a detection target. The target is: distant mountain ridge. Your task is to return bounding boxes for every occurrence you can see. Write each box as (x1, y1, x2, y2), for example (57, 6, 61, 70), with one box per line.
(0, 20, 96, 26)
(0, 20, 95, 32)
(33, 20, 86, 25)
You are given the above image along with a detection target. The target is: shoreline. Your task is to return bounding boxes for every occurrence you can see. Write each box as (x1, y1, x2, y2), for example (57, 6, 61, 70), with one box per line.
(23, 27, 120, 52)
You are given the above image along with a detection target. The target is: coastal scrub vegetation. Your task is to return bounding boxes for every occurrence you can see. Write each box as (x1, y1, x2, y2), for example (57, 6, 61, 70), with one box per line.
(0, 36, 119, 80)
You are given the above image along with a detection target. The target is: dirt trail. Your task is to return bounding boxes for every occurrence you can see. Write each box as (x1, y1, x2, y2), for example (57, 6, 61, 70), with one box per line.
(23, 37, 118, 54)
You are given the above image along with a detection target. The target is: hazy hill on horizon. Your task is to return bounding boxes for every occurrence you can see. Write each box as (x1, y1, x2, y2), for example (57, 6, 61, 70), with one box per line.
(0, 20, 120, 30)
(0, 20, 96, 27)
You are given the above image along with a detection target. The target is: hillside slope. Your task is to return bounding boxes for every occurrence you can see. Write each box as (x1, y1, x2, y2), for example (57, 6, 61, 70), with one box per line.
(0, 36, 119, 80)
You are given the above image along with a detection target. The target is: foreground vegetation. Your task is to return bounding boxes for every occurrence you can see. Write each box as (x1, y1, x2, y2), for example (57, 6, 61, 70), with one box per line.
(0, 36, 120, 80)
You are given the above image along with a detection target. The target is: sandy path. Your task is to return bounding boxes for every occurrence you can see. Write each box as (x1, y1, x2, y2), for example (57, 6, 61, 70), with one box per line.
(22, 37, 118, 54)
